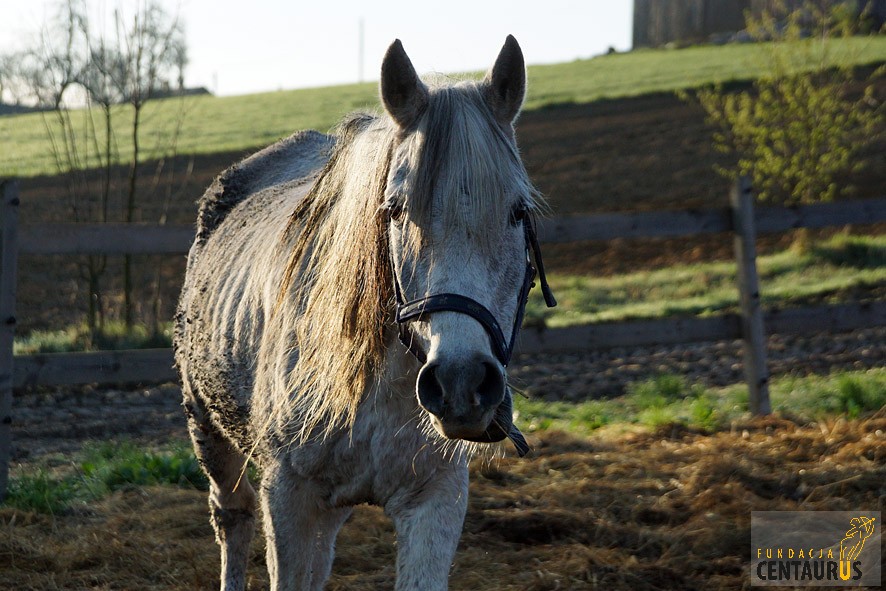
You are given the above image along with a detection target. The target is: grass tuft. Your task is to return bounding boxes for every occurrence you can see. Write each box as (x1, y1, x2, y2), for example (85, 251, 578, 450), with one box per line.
(4, 470, 80, 515)
(627, 374, 718, 430)
(14, 322, 172, 355)
(4, 441, 208, 514)
(833, 374, 886, 419)
(80, 441, 208, 494)
(516, 368, 885, 437)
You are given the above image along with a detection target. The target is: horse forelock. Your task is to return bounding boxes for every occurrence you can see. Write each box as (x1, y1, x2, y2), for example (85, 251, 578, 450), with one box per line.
(270, 77, 541, 443)
(392, 79, 543, 255)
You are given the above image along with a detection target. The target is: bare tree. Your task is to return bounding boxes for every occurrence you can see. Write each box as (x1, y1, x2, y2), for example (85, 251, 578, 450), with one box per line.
(77, 22, 128, 337)
(1, 0, 190, 343)
(0, 55, 11, 104)
(110, 1, 187, 329)
(6, 0, 111, 342)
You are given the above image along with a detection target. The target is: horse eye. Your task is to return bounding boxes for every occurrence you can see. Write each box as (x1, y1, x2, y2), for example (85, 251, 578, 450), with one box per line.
(387, 202, 404, 222)
(509, 204, 527, 226)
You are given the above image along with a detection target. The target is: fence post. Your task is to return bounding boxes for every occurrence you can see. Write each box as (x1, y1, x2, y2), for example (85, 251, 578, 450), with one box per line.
(730, 176, 771, 415)
(0, 180, 19, 501)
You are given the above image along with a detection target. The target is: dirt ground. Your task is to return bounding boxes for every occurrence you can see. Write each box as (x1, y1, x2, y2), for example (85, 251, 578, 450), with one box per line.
(2, 415, 884, 591)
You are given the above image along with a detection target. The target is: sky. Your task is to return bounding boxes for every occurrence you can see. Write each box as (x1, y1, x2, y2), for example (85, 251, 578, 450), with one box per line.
(0, 0, 634, 97)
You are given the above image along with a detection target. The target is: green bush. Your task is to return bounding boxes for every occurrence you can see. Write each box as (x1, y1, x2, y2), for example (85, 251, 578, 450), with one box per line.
(688, 2, 884, 205)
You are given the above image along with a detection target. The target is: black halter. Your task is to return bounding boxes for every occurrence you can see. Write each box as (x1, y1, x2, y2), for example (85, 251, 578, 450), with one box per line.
(389, 213, 557, 456)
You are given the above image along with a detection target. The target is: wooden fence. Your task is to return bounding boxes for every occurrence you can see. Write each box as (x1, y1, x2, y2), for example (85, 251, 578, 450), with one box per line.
(1, 177, 885, 496)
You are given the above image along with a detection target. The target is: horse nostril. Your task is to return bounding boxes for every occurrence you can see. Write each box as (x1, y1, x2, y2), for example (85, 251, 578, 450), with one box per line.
(476, 361, 505, 407)
(416, 362, 445, 417)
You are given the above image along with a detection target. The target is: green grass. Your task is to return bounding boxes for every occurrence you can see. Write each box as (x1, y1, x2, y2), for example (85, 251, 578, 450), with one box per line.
(3, 441, 207, 514)
(13, 321, 172, 355)
(1, 37, 884, 178)
(4, 469, 81, 515)
(79, 440, 208, 493)
(525, 233, 886, 328)
(514, 367, 886, 436)
(514, 373, 726, 434)
(752, 370, 886, 419)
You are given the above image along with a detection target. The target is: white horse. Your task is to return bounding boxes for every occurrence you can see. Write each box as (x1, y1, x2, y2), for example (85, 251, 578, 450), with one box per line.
(174, 35, 554, 591)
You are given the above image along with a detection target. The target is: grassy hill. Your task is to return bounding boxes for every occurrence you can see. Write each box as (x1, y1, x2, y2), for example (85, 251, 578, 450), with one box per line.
(2, 37, 884, 178)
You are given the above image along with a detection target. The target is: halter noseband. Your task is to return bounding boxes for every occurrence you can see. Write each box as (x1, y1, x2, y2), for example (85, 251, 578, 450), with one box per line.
(389, 213, 556, 456)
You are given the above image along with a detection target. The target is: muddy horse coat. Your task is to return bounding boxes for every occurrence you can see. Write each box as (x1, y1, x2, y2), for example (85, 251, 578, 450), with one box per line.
(174, 36, 554, 591)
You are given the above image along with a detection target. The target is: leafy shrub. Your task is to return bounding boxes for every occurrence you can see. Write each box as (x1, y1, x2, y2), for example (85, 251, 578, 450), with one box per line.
(687, 2, 883, 205)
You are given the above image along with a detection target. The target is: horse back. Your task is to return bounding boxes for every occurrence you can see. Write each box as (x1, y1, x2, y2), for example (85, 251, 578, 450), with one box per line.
(175, 130, 334, 446)
(195, 130, 335, 245)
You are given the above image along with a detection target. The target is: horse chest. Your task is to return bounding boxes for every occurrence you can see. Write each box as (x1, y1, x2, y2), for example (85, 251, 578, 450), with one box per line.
(282, 399, 464, 509)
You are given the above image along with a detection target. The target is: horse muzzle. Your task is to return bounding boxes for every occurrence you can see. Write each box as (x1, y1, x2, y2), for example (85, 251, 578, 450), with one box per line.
(416, 353, 506, 440)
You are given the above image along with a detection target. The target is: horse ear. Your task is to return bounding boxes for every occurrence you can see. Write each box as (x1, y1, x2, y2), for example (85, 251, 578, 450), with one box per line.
(380, 39, 429, 129)
(483, 35, 526, 126)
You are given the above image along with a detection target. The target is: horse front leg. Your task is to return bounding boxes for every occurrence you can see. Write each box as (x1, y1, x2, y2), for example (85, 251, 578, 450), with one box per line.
(386, 464, 470, 591)
(260, 460, 348, 591)
(184, 391, 256, 591)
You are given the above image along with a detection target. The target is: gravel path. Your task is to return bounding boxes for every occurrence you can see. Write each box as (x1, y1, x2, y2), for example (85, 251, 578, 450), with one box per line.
(10, 326, 885, 465)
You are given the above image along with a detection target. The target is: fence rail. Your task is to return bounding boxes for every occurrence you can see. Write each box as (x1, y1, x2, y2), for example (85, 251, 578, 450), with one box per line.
(17, 196, 886, 255)
(10, 300, 884, 388)
(537, 197, 886, 242)
(13, 348, 175, 389)
(20, 222, 194, 255)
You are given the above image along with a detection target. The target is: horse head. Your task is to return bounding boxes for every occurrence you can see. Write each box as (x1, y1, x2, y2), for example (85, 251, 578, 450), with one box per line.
(379, 36, 553, 448)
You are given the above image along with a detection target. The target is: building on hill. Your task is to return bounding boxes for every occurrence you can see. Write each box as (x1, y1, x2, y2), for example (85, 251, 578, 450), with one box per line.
(148, 86, 213, 100)
(632, 0, 886, 48)
(0, 102, 44, 116)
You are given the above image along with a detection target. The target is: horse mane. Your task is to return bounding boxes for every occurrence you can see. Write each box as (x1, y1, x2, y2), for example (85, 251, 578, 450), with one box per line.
(271, 113, 396, 441)
(271, 78, 543, 442)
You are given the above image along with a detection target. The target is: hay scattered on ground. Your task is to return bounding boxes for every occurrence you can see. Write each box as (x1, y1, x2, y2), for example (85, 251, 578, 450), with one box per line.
(1, 414, 883, 590)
